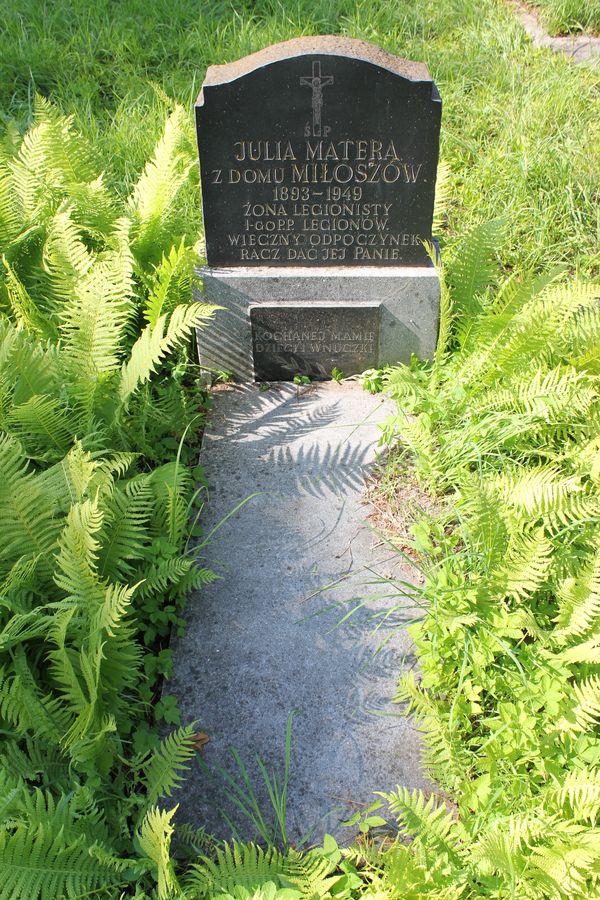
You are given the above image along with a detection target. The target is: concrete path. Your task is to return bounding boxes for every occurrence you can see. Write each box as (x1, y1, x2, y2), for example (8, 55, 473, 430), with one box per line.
(166, 382, 430, 845)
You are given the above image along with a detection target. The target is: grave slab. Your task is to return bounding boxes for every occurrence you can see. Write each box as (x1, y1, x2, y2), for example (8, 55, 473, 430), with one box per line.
(166, 382, 431, 843)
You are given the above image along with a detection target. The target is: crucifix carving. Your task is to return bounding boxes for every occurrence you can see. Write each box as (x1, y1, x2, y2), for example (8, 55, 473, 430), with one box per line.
(299, 61, 334, 137)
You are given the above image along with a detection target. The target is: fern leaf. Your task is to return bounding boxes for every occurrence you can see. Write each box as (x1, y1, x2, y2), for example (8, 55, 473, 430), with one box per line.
(432, 160, 452, 234)
(0, 432, 61, 573)
(552, 768, 600, 824)
(143, 724, 198, 806)
(96, 483, 152, 581)
(144, 240, 197, 328)
(0, 162, 22, 247)
(497, 527, 553, 602)
(137, 805, 180, 900)
(128, 105, 194, 268)
(554, 547, 600, 641)
(559, 675, 600, 733)
(118, 301, 215, 404)
(2, 257, 54, 337)
(8, 394, 73, 459)
(449, 219, 503, 345)
(186, 843, 289, 896)
(0, 823, 123, 900)
(383, 787, 465, 861)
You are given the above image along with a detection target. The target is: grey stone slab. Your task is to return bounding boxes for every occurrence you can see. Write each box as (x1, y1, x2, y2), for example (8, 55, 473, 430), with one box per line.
(196, 264, 440, 381)
(166, 383, 431, 845)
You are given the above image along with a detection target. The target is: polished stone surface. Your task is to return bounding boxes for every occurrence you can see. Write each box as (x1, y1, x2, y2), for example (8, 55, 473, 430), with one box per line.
(196, 35, 441, 268)
(251, 303, 379, 380)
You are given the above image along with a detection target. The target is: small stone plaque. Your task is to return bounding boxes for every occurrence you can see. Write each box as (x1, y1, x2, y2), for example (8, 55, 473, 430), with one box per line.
(250, 304, 379, 381)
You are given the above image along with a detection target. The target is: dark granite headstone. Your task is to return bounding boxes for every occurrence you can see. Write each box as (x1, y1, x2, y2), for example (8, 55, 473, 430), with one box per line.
(251, 304, 379, 381)
(196, 37, 441, 269)
(195, 37, 442, 381)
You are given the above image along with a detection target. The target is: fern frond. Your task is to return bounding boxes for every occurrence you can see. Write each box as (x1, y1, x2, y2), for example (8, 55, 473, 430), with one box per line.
(42, 203, 94, 307)
(0, 162, 22, 247)
(118, 301, 215, 404)
(492, 280, 600, 378)
(561, 633, 600, 664)
(0, 823, 124, 900)
(8, 394, 73, 459)
(454, 276, 597, 391)
(137, 805, 179, 900)
(569, 304, 600, 373)
(449, 219, 503, 346)
(478, 365, 597, 425)
(134, 556, 195, 599)
(278, 847, 338, 895)
(470, 813, 553, 882)
(31, 94, 98, 185)
(59, 259, 131, 384)
(559, 675, 600, 733)
(490, 465, 598, 531)
(554, 547, 600, 641)
(0, 432, 61, 573)
(96, 483, 152, 581)
(527, 830, 600, 900)
(383, 367, 429, 408)
(144, 240, 197, 328)
(128, 105, 194, 268)
(383, 787, 465, 862)
(497, 527, 553, 602)
(551, 768, 600, 824)
(0, 650, 70, 743)
(53, 497, 103, 599)
(432, 160, 452, 234)
(2, 257, 54, 337)
(0, 320, 60, 406)
(186, 843, 288, 896)
(142, 724, 198, 806)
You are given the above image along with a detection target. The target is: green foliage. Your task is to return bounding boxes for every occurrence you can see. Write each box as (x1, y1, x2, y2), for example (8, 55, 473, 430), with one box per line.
(185, 842, 338, 898)
(375, 223, 600, 897)
(0, 106, 216, 898)
(533, 0, 600, 34)
(0, 0, 597, 276)
(0, 98, 215, 466)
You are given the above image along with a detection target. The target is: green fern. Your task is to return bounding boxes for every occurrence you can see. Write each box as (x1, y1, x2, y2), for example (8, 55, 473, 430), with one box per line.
(142, 724, 198, 806)
(119, 301, 215, 404)
(0, 823, 126, 899)
(137, 806, 180, 900)
(185, 842, 336, 898)
(128, 105, 195, 269)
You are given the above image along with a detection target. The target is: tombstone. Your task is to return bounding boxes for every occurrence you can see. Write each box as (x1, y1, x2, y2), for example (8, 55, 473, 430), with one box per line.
(194, 36, 441, 381)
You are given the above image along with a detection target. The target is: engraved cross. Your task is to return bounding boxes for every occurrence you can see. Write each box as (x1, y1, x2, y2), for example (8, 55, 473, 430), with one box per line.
(299, 61, 334, 137)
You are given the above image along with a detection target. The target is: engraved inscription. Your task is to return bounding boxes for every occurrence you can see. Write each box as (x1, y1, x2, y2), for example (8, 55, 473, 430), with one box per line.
(251, 305, 379, 381)
(196, 48, 441, 266)
(213, 136, 425, 263)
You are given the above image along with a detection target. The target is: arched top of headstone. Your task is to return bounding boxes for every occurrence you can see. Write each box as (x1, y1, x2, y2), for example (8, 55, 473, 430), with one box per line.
(199, 36, 432, 96)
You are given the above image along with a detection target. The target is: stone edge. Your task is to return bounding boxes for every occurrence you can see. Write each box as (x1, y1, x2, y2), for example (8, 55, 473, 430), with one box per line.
(197, 35, 433, 106)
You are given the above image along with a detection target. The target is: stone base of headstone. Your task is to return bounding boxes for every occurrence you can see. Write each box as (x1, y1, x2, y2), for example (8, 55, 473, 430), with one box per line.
(195, 264, 440, 381)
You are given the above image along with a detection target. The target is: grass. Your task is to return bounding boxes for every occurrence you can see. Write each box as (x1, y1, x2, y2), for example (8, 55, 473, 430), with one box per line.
(531, 0, 600, 35)
(0, 0, 597, 277)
